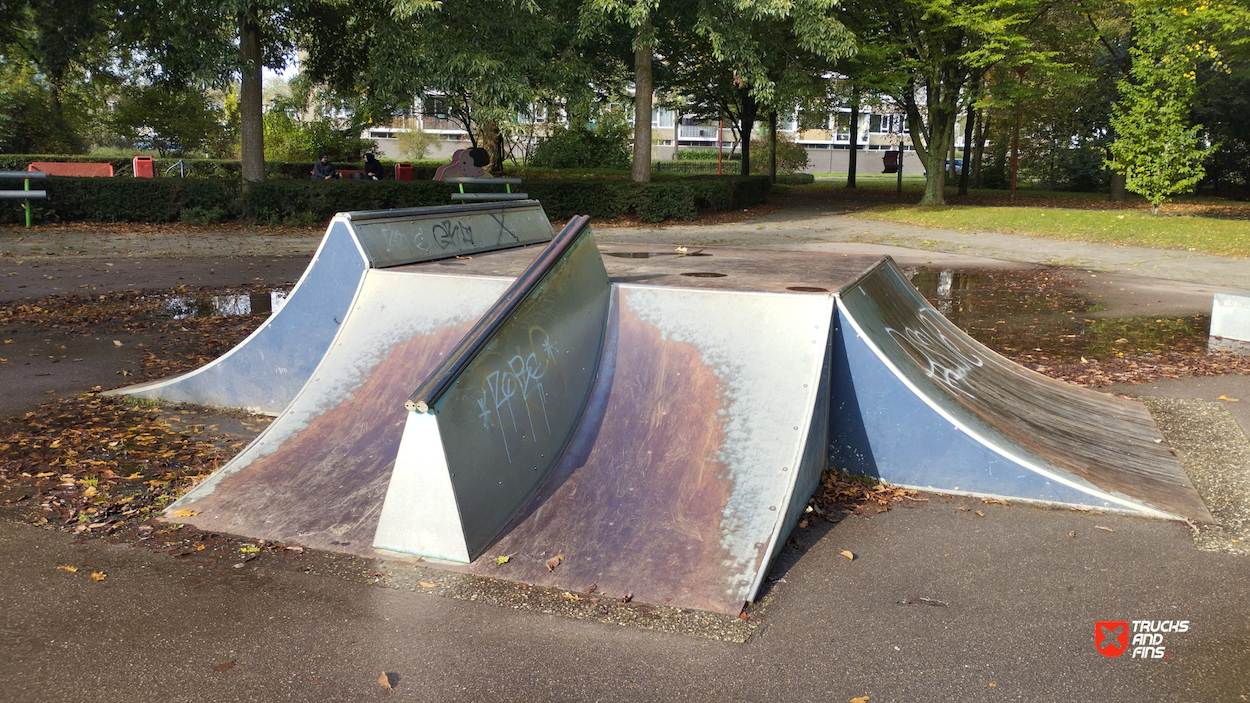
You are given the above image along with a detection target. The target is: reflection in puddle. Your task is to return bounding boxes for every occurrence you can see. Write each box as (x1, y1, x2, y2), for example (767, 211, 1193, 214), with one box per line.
(603, 252, 680, 259)
(159, 291, 289, 320)
(907, 267, 1210, 362)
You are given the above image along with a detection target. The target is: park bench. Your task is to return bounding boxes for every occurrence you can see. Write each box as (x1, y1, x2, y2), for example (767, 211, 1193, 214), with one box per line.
(27, 162, 114, 177)
(1, 170, 48, 228)
(446, 177, 527, 202)
(310, 168, 367, 179)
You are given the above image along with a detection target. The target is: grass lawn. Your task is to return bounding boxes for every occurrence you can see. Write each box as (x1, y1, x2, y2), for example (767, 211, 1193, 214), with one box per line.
(853, 204, 1250, 258)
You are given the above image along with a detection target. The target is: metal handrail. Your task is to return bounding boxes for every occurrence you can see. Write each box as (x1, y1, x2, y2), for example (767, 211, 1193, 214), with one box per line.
(165, 160, 185, 178)
(0, 172, 47, 228)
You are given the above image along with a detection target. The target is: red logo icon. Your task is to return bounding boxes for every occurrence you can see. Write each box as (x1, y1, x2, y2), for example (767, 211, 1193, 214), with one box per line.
(1096, 621, 1129, 657)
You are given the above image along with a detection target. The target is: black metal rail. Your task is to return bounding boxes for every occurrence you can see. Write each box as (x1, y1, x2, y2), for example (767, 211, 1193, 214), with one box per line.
(406, 214, 592, 413)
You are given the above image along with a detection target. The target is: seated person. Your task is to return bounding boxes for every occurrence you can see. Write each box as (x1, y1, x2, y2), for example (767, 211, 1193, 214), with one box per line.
(312, 153, 339, 180)
(363, 153, 384, 180)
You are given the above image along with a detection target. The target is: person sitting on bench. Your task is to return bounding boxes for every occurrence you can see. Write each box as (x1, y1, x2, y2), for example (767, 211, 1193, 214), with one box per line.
(362, 153, 383, 180)
(312, 153, 339, 180)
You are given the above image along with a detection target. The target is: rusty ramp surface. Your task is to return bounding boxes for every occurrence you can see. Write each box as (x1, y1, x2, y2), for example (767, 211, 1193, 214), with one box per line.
(374, 217, 834, 614)
(163, 269, 513, 553)
(831, 257, 1212, 522)
(112, 202, 552, 415)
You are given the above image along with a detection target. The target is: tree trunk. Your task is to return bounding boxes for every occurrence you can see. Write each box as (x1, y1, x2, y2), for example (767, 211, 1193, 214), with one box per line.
(768, 111, 777, 183)
(631, 14, 653, 183)
(481, 120, 503, 176)
(847, 91, 859, 188)
(238, 6, 265, 184)
(972, 108, 987, 188)
(1109, 170, 1127, 201)
(948, 124, 958, 180)
(959, 98, 975, 196)
(738, 89, 757, 177)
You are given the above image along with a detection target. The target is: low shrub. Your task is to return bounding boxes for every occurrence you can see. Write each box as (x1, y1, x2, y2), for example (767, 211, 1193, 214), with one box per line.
(1, 173, 770, 225)
(528, 127, 632, 170)
(0, 154, 443, 180)
(654, 160, 742, 175)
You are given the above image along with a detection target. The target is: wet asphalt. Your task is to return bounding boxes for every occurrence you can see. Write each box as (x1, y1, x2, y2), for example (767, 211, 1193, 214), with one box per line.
(2, 202, 1249, 701)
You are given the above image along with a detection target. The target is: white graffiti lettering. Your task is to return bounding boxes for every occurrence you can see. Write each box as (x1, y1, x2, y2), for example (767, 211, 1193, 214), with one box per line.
(885, 309, 983, 398)
(474, 333, 557, 463)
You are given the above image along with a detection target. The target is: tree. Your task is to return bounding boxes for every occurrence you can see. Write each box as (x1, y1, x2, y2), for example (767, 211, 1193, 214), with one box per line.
(1107, 0, 1233, 213)
(842, 0, 1056, 205)
(109, 84, 232, 157)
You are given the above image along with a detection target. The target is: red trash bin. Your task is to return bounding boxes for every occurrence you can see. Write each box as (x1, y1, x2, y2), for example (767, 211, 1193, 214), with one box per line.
(395, 163, 414, 181)
(133, 156, 155, 178)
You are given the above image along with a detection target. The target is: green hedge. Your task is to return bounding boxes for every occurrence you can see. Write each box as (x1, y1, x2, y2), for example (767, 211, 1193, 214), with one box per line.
(0, 154, 444, 180)
(653, 160, 743, 175)
(3, 174, 770, 225)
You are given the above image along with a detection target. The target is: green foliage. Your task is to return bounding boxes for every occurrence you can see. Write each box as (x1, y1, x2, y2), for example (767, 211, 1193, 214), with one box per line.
(674, 148, 740, 161)
(395, 129, 440, 161)
(262, 111, 376, 163)
(654, 160, 743, 175)
(748, 132, 810, 174)
(0, 62, 80, 153)
(109, 85, 233, 157)
(1107, 2, 1215, 214)
(1, 173, 770, 225)
(528, 127, 632, 170)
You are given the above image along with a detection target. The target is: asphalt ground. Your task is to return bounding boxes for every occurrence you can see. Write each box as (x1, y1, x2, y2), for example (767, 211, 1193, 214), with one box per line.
(2, 199, 1249, 702)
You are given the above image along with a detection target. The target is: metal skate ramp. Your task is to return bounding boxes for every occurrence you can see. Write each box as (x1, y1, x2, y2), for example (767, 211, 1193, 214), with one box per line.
(162, 269, 514, 551)
(111, 201, 553, 414)
(830, 257, 1212, 522)
(372, 217, 833, 614)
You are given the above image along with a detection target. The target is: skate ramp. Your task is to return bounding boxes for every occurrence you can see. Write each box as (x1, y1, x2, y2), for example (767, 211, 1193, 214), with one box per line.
(112, 201, 553, 414)
(830, 257, 1212, 522)
(374, 217, 834, 614)
(163, 269, 514, 551)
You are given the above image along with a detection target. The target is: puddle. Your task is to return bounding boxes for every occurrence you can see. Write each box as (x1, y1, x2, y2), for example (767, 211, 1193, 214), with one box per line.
(603, 252, 680, 259)
(156, 290, 289, 320)
(907, 267, 1210, 362)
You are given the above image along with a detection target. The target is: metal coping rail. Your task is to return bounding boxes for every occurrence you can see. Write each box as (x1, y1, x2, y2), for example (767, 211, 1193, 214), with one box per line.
(406, 214, 592, 413)
(346, 199, 539, 222)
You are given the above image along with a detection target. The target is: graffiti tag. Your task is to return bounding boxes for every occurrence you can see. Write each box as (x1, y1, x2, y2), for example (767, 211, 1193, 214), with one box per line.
(885, 309, 983, 398)
(475, 332, 559, 463)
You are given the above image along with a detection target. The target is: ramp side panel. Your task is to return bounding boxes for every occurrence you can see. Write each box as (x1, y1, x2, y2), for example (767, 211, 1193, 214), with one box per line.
(114, 219, 368, 414)
(459, 286, 831, 616)
(165, 271, 511, 553)
(836, 259, 1210, 520)
(831, 308, 1135, 508)
(432, 230, 611, 558)
(349, 201, 553, 268)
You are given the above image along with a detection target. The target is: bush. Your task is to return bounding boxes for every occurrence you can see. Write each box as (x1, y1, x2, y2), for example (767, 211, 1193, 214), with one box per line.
(0, 154, 445, 180)
(528, 127, 631, 170)
(675, 148, 740, 161)
(1, 173, 770, 226)
(748, 132, 810, 174)
(654, 160, 742, 175)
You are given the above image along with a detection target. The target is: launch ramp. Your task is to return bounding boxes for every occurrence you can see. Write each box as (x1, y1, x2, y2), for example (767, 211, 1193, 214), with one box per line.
(111, 201, 553, 414)
(830, 257, 1212, 522)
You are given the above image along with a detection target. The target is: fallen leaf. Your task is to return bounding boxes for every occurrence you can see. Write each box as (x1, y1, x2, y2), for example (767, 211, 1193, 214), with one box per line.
(975, 510, 985, 517)
(1068, 531, 1076, 538)
(1095, 525, 1114, 532)
(989, 682, 997, 688)
(493, 553, 513, 566)
(981, 497, 1010, 505)
(957, 507, 970, 512)
(621, 592, 632, 604)
(213, 661, 235, 672)
(546, 555, 562, 572)
(112, 340, 122, 347)
(34, 472, 54, 478)
(57, 565, 78, 572)
(378, 673, 392, 691)
(419, 581, 437, 588)
(286, 546, 304, 553)
(170, 509, 199, 517)
(562, 592, 584, 601)
(851, 697, 870, 703)
(586, 583, 597, 594)
(90, 571, 106, 582)
(840, 550, 855, 561)
(1218, 395, 1239, 402)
